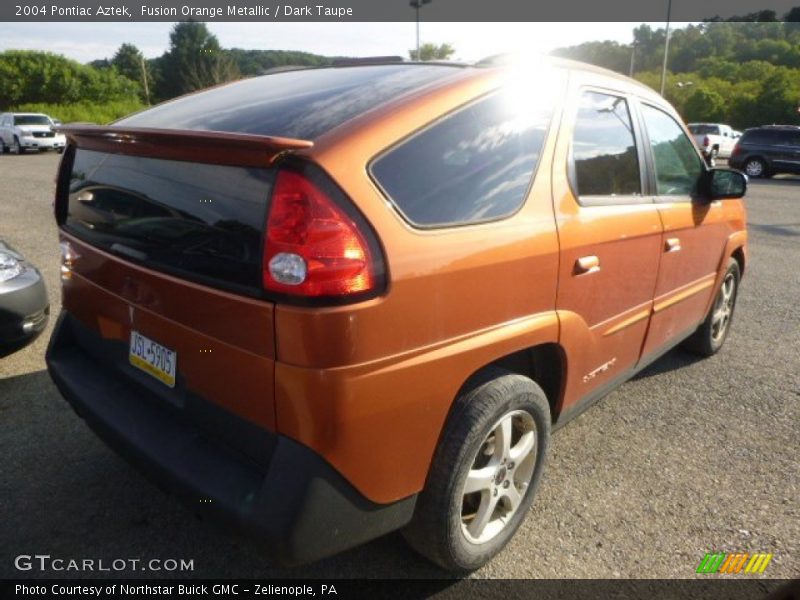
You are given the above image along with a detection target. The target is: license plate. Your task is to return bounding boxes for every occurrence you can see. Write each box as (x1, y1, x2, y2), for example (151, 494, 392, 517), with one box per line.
(129, 331, 177, 388)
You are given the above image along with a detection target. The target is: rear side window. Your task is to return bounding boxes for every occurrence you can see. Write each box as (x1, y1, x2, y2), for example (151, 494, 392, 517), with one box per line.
(571, 92, 641, 198)
(774, 130, 800, 146)
(641, 104, 704, 197)
(370, 92, 553, 228)
(64, 149, 274, 295)
(743, 130, 781, 145)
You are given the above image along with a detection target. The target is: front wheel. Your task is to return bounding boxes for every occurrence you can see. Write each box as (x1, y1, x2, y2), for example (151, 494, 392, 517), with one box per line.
(683, 258, 741, 356)
(10, 136, 22, 155)
(403, 369, 551, 571)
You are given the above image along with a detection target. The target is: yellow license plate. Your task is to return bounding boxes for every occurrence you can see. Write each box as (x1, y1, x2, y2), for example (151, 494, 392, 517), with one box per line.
(129, 330, 177, 388)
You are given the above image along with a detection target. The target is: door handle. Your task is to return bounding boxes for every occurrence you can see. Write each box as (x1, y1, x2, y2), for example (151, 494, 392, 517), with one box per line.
(665, 237, 681, 252)
(574, 255, 600, 275)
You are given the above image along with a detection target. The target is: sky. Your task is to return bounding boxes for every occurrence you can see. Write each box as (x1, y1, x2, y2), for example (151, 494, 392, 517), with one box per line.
(0, 22, 677, 63)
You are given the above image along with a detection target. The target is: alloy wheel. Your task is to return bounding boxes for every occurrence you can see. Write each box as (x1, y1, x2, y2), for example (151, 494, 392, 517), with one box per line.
(711, 272, 736, 342)
(460, 409, 537, 544)
(744, 160, 764, 177)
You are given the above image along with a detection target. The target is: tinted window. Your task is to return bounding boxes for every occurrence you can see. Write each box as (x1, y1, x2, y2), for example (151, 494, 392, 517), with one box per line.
(641, 105, 704, 196)
(772, 130, 800, 146)
(743, 129, 785, 145)
(65, 149, 274, 294)
(689, 124, 720, 135)
(371, 91, 553, 228)
(117, 65, 461, 140)
(572, 92, 641, 197)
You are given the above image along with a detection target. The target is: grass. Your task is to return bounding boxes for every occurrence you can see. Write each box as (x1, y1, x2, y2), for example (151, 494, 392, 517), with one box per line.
(9, 100, 147, 124)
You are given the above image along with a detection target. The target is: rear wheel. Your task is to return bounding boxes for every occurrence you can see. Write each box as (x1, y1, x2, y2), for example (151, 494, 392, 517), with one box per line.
(403, 369, 551, 571)
(683, 258, 740, 356)
(743, 158, 767, 178)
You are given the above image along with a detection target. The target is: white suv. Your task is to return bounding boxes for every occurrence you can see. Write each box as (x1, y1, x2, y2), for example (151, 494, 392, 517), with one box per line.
(0, 113, 66, 154)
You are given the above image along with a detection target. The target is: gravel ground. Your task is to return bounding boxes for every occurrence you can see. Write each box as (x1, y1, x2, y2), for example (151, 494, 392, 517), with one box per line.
(0, 152, 797, 581)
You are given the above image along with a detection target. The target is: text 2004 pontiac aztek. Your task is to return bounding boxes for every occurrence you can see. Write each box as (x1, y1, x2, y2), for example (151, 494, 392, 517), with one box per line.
(46, 55, 747, 571)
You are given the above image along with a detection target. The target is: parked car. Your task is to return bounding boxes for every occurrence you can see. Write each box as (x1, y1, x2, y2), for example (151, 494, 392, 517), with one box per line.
(46, 56, 748, 571)
(0, 240, 49, 357)
(688, 123, 738, 162)
(728, 125, 800, 178)
(0, 112, 66, 154)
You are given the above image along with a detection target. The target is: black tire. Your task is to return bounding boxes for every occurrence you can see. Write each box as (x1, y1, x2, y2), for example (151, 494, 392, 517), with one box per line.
(403, 368, 551, 572)
(10, 136, 22, 155)
(56, 148, 64, 154)
(0, 139, 6, 154)
(743, 157, 767, 179)
(682, 258, 741, 357)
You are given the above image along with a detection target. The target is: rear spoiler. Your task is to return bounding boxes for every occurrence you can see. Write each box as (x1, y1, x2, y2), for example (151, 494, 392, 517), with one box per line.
(55, 125, 313, 168)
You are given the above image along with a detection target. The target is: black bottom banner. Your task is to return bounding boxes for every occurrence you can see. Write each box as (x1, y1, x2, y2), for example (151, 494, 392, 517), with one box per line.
(2, 578, 799, 600)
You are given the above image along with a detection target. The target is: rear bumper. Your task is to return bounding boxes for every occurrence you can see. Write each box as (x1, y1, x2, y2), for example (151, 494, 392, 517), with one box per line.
(46, 311, 416, 565)
(0, 266, 49, 356)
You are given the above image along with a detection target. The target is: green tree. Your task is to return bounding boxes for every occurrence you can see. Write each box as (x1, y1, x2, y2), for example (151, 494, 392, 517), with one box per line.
(683, 88, 726, 122)
(755, 71, 800, 125)
(111, 43, 152, 103)
(227, 48, 331, 76)
(0, 50, 139, 107)
(156, 22, 239, 100)
(552, 40, 632, 74)
(409, 43, 455, 61)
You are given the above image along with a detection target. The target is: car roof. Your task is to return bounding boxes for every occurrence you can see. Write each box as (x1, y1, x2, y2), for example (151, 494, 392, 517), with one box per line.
(115, 56, 666, 143)
(117, 63, 468, 140)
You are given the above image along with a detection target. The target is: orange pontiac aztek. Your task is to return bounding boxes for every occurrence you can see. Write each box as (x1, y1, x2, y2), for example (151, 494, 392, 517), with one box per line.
(46, 56, 747, 571)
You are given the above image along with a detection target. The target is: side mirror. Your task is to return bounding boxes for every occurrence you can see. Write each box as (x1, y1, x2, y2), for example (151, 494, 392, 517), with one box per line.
(701, 168, 747, 201)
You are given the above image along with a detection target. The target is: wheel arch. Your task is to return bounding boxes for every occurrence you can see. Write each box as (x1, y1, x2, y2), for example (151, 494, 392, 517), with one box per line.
(452, 343, 566, 427)
(732, 246, 746, 276)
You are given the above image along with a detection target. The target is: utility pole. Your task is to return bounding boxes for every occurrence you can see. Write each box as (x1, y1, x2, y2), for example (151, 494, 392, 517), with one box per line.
(139, 53, 151, 106)
(409, 0, 431, 60)
(629, 41, 637, 78)
(659, 0, 672, 96)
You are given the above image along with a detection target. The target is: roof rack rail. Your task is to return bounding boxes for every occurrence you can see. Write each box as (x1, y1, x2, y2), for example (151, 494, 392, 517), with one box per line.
(474, 53, 513, 67)
(332, 56, 405, 67)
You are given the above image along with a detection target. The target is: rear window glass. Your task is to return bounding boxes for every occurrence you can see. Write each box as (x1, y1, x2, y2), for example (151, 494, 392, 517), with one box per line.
(370, 92, 553, 228)
(688, 124, 720, 135)
(64, 149, 274, 294)
(116, 65, 460, 140)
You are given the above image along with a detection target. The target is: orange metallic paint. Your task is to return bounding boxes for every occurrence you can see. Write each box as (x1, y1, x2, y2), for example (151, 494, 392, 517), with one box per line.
(57, 59, 747, 505)
(60, 234, 276, 432)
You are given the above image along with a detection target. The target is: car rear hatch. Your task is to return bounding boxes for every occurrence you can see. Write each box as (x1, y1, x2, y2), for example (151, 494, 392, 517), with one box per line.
(52, 126, 312, 465)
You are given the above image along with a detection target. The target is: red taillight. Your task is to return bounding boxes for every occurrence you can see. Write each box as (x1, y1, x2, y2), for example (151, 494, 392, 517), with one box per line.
(731, 143, 742, 157)
(703, 135, 710, 147)
(263, 167, 380, 299)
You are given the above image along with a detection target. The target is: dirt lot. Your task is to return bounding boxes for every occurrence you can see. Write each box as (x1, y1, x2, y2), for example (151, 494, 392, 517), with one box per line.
(0, 152, 798, 580)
